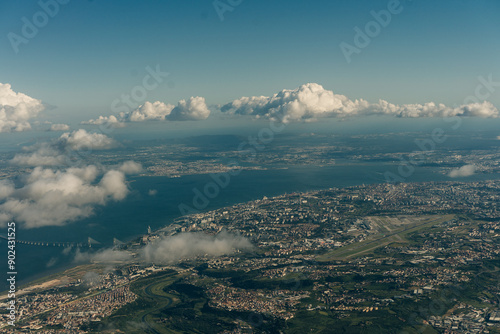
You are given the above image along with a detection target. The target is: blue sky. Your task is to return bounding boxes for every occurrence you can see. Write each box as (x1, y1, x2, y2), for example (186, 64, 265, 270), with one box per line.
(0, 0, 499, 125)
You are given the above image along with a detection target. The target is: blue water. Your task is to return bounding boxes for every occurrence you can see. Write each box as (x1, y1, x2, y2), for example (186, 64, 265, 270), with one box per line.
(2, 163, 499, 290)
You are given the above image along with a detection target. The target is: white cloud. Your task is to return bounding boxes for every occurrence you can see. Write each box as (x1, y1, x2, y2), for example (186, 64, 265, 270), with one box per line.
(83, 97, 210, 125)
(10, 129, 118, 167)
(81, 115, 126, 128)
(10, 143, 66, 166)
(448, 165, 476, 178)
(49, 123, 70, 131)
(167, 97, 210, 121)
(221, 83, 500, 122)
(59, 129, 117, 150)
(129, 101, 174, 121)
(373, 100, 499, 118)
(456, 101, 499, 118)
(99, 170, 128, 200)
(0, 180, 14, 199)
(222, 83, 370, 122)
(70, 232, 251, 267)
(141, 232, 253, 264)
(0, 165, 131, 228)
(118, 161, 143, 174)
(0, 83, 45, 132)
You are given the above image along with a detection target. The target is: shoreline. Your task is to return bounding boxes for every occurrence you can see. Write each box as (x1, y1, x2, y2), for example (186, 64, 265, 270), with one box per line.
(4, 176, 500, 298)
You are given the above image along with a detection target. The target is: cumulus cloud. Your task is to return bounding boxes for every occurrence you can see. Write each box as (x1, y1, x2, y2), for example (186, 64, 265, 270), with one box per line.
(118, 161, 143, 174)
(448, 165, 476, 178)
(10, 143, 66, 166)
(11, 129, 117, 166)
(83, 97, 210, 125)
(82, 115, 126, 128)
(49, 123, 70, 131)
(141, 232, 253, 264)
(129, 101, 174, 121)
(373, 100, 499, 118)
(0, 165, 131, 228)
(221, 83, 500, 122)
(0, 180, 15, 199)
(221, 83, 367, 122)
(59, 129, 117, 150)
(167, 97, 210, 121)
(0, 83, 45, 132)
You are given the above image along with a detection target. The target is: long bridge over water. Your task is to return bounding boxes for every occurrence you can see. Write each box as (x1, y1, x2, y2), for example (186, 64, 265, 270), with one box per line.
(0, 235, 124, 248)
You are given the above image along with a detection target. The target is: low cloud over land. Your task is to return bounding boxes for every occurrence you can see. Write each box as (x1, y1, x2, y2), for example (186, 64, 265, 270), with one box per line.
(448, 165, 476, 178)
(141, 232, 253, 264)
(72, 232, 252, 266)
(11, 129, 118, 167)
(0, 164, 134, 228)
(59, 129, 118, 150)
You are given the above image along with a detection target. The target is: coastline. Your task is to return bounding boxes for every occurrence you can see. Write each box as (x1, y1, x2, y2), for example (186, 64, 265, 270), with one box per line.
(4, 172, 500, 298)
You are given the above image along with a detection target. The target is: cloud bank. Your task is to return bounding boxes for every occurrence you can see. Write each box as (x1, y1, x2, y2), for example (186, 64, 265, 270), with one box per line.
(221, 83, 499, 122)
(0, 165, 132, 228)
(448, 165, 476, 178)
(0, 83, 45, 132)
(83, 97, 210, 125)
(141, 232, 253, 264)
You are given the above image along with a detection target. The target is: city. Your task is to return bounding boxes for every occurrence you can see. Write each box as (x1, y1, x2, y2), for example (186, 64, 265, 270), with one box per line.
(1, 180, 499, 333)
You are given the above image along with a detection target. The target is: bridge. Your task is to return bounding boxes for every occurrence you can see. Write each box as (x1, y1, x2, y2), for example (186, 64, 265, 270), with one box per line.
(0, 224, 149, 249)
(0, 235, 103, 248)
